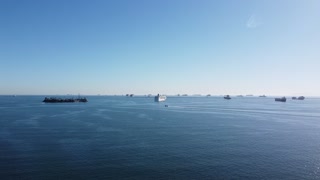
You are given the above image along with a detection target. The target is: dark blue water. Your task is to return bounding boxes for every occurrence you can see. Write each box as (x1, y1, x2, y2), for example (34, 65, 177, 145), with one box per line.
(1, 96, 320, 179)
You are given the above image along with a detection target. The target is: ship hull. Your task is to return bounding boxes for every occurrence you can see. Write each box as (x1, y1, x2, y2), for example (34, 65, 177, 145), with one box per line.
(155, 95, 166, 102)
(275, 98, 286, 102)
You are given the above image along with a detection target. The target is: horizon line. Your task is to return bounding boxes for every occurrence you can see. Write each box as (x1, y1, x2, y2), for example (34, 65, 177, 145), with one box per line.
(0, 94, 318, 97)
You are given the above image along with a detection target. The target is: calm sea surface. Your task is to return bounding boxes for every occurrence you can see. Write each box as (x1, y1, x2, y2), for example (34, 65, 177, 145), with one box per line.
(1, 96, 320, 179)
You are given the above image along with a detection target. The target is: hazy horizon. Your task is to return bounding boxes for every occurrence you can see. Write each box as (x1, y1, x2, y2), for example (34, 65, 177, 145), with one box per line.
(0, 94, 317, 97)
(1, 0, 319, 96)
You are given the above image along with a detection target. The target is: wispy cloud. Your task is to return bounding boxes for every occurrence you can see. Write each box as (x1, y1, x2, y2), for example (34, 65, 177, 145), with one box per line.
(246, 14, 262, 28)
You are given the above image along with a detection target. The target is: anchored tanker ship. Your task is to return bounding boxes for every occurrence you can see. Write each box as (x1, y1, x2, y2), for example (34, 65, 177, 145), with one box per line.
(43, 97, 88, 103)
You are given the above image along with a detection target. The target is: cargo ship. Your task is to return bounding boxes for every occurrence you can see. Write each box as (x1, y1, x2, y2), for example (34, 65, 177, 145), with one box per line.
(275, 97, 286, 102)
(43, 97, 88, 103)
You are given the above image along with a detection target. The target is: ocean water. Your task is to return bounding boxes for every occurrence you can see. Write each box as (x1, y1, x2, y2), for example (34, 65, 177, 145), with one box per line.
(1, 96, 320, 179)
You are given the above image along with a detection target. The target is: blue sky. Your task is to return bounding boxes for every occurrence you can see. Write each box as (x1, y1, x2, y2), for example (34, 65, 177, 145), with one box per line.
(0, 0, 319, 95)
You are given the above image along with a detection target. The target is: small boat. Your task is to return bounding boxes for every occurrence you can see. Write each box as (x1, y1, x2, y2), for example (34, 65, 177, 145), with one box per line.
(259, 95, 266, 97)
(165, 105, 169, 107)
(155, 94, 167, 102)
(224, 95, 231, 100)
(292, 97, 297, 100)
(130, 94, 134, 97)
(275, 97, 286, 102)
(206, 94, 211, 97)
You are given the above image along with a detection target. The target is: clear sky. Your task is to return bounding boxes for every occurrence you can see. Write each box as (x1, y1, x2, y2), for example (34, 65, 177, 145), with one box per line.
(0, 0, 319, 95)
